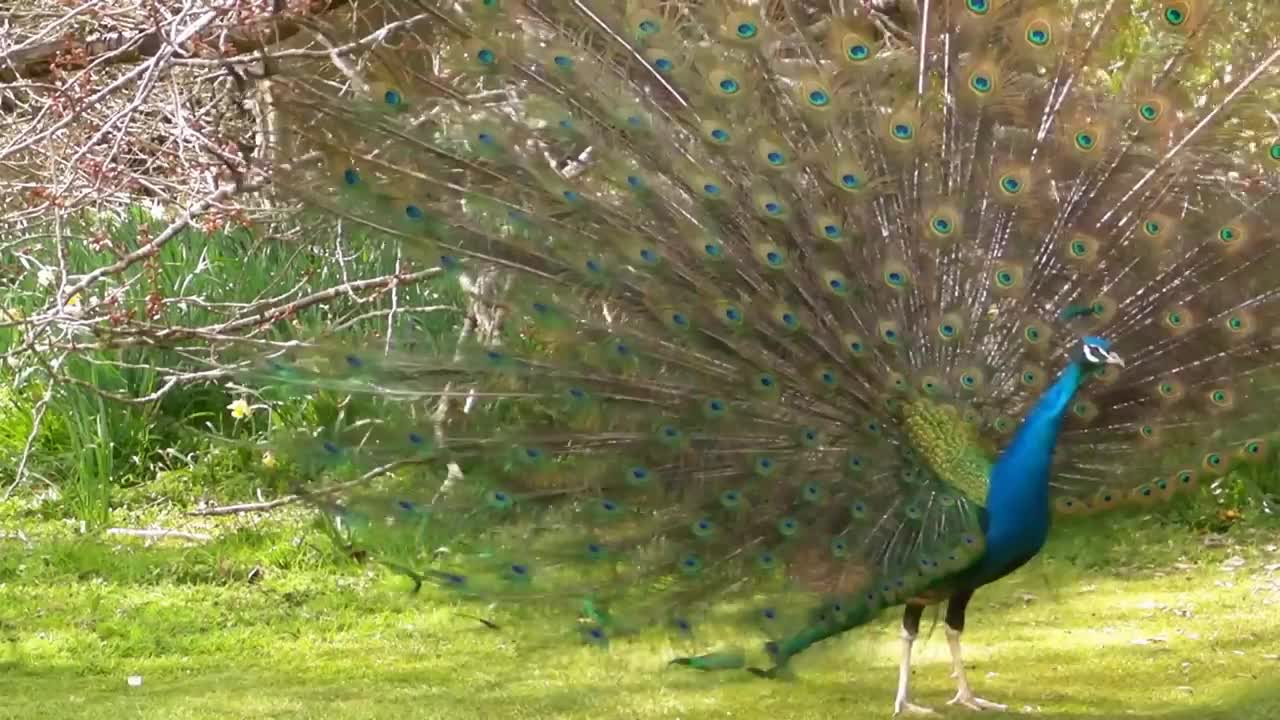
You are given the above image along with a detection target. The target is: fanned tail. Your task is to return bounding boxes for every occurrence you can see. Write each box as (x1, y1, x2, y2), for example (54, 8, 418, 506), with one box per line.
(245, 0, 1280, 665)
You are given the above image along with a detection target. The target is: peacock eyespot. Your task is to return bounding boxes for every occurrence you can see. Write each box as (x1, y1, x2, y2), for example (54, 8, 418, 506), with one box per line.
(966, 0, 989, 14)
(736, 22, 758, 39)
(1070, 240, 1088, 256)
(886, 271, 906, 287)
(767, 151, 786, 166)
(1143, 220, 1161, 236)
(563, 190, 580, 202)
(1159, 382, 1176, 396)
(970, 73, 993, 94)
(710, 128, 730, 142)
(703, 183, 721, 196)
(1073, 402, 1090, 417)
(821, 370, 836, 384)
(1210, 389, 1230, 405)
(384, 89, 402, 106)
(477, 131, 495, 145)
(996, 270, 1015, 287)
(1074, 131, 1096, 151)
(342, 168, 360, 185)
(553, 55, 573, 68)
(638, 19, 659, 34)
(1139, 103, 1161, 121)
(841, 173, 860, 189)
(1140, 424, 1155, 438)
(764, 201, 783, 215)
(765, 250, 784, 266)
(931, 217, 953, 234)
(849, 340, 864, 353)
(1000, 175, 1022, 194)
(1227, 316, 1246, 332)
(1164, 7, 1186, 25)
(939, 323, 957, 338)
(1218, 226, 1237, 243)
(1022, 370, 1037, 384)
(848, 44, 870, 61)
(718, 78, 740, 94)
(404, 204, 423, 220)
(892, 123, 914, 140)
(1166, 311, 1182, 327)
(808, 89, 831, 107)
(476, 48, 497, 65)
(1025, 326, 1041, 342)
(724, 307, 741, 322)
(1270, 143, 1280, 161)
(961, 374, 976, 387)
(627, 175, 644, 188)
(829, 278, 846, 291)
(703, 242, 722, 257)
(824, 224, 841, 238)
(1026, 24, 1051, 47)
(653, 57, 673, 72)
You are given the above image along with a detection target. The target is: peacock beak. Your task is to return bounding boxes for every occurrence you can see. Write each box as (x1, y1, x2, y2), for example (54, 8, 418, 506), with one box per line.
(1105, 352, 1125, 368)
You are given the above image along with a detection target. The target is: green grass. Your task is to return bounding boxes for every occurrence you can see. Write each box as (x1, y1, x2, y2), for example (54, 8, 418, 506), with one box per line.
(2, 503, 1277, 720)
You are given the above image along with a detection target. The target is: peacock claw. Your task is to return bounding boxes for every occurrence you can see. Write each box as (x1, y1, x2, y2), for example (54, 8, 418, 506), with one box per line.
(947, 690, 1007, 712)
(893, 698, 937, 716)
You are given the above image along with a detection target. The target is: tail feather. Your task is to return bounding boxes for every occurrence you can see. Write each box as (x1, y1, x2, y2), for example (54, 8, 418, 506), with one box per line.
(246, 0, 1280, 657)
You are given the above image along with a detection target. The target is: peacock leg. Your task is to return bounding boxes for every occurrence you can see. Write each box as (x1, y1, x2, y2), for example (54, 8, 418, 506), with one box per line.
(893, 604, 936, 716)
(944, 591, 1007, 712)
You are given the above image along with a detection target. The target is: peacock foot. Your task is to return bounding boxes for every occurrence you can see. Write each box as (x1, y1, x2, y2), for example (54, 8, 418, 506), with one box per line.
(892, 697, 937, 716)
(946, 689, 1007, 712)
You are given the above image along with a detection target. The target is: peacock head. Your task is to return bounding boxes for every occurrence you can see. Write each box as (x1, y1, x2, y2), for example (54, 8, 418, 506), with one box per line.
(1078, 335, 1124, 368)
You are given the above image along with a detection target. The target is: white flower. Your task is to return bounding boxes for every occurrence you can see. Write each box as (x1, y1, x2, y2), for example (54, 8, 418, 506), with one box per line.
(227, 398, 251, 419)
(36, 268, 55, 287)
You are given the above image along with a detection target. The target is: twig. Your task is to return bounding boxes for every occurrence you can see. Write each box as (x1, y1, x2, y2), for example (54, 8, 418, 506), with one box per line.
(106, 528, 213, 542)
(188, 458, 430, 517)
(187, 495, 300, 516)
(2, 351, 66, 499)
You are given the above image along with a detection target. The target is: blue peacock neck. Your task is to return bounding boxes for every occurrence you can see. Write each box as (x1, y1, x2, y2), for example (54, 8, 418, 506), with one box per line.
(983, 359, 1088, 554)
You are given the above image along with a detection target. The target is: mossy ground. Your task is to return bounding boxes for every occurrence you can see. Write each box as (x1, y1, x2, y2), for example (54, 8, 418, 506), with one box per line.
(1, 500, 1277, 720)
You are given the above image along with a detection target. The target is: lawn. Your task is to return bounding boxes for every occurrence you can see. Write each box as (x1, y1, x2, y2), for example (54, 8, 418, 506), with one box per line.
(1, 502, 1277, 720)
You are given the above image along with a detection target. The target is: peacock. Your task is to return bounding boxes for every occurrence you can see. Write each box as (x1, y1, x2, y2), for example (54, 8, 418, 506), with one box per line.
(247, 0, 1280, 713)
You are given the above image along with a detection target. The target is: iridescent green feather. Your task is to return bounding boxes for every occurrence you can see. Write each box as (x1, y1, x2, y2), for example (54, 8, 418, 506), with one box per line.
(247, 0, 1280, 662)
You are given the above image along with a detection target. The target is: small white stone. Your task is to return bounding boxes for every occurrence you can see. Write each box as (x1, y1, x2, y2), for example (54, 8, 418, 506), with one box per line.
(127, 675, 143, 688)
